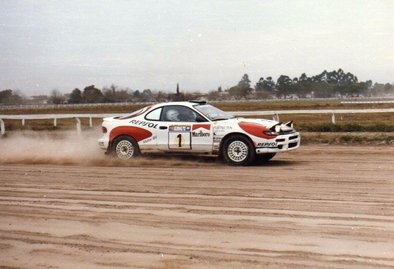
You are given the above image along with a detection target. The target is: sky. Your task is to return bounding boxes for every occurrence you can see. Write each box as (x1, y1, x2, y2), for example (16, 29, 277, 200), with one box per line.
(1, 0, 394, 96)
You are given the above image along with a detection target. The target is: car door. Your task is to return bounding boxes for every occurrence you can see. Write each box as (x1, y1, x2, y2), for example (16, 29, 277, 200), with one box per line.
(157, 105, 213, 152)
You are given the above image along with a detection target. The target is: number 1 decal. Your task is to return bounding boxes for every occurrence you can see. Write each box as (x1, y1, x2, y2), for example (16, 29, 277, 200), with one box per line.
(177, 134, 182, 147)
(168, 125, 191, 149)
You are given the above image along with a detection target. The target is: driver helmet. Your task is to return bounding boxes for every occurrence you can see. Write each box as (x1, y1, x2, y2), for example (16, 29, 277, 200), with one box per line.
(166, 109, 180, 121)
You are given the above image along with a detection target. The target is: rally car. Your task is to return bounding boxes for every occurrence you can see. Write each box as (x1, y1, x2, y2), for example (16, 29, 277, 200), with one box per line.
(98, 101, 300, 165)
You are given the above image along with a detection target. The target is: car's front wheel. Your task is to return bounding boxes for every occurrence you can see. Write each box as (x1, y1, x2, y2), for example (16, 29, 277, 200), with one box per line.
(112, 136, 140, 160)
(222, 135, 255, 166)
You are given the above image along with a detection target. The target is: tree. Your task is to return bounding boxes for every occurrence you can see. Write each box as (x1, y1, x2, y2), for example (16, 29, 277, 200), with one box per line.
(255, 77, 265, 92)
(115, 89, 131, 102)
(0, 89, 23, 105)
(141, 89, 155, 102)
(207, 90, 221, 100)
(255, 76, 275, 92)
(102, 87, 115, 102)
(299, 73, 309, 82)
(371, 83, 385, 96)
(69, 88, 83, 104)
(384, 83, 394, 95)
(238, 74, 251, 88)
(276, 75, 293, 98)
(0, 89, 13, 104)
(82, 85, 103, 103)
(156, 91, 168, 102)
(312, 82, 334, 98)
(173, 83, 185, 101)
(229, 74, 252, 99)
(49, 89, 65, 104)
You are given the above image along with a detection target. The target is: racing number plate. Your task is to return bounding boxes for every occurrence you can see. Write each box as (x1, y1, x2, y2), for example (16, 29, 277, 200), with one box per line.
(168, 125, 191, 149)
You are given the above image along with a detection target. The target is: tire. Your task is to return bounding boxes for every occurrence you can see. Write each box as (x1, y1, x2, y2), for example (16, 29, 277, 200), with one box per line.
(256, 153, 276, 163)
(222, 135, 255, 166)
(112, 136, 140, 160)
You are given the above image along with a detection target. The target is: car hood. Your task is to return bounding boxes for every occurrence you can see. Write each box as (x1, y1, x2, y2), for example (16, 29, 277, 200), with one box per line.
(216, 118, 295, 133)
(218, 118, 279, 128)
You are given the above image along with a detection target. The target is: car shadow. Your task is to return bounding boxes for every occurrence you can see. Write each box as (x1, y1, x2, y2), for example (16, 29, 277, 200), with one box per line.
(141, 153, 298, 167)
(253, 159, 299, 167)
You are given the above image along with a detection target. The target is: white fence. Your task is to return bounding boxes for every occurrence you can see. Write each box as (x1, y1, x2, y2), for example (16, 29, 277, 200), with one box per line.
(1, 108, 394, 136)
(1, 97, 394, 111)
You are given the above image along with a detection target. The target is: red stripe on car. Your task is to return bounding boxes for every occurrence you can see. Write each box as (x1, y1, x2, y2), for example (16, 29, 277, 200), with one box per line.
(110, 126, 152, 143)
(238, 121, 276, 139)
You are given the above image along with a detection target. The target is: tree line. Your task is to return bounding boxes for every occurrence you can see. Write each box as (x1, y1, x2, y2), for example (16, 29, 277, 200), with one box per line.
(1, 69, 393, 105)
(227, 69, 393, 99)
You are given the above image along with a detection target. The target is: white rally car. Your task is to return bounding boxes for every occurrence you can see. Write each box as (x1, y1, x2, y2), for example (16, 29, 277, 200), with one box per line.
(98, 101, 300, 165)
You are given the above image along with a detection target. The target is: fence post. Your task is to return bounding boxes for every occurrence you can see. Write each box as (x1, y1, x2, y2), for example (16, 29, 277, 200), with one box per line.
(89, 116, 93, 128)
(75, 117, 81, 135)
(273, 113, 280, 122)
(331, 113, 336, 124)
(54, 118, 57, 127)
(0, 119, 5, 136)
(22, 118, 25, 126)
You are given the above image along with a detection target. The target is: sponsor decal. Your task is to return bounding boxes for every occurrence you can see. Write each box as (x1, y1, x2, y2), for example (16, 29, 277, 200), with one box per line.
(130, 119, 158, 129)
(141, 135, 157, 144)
(192, 124, 211, 137)
(192, 130, 210, 137)
(192, 124, 211, 131)
(257, 142, 277, 148)
(169, 125, 191, 132)
(213, 125, 232, 133)
(110, 126, 152, 143)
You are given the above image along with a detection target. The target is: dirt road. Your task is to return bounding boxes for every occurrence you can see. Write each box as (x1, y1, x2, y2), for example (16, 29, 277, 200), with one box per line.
(1, 145, 394, 268)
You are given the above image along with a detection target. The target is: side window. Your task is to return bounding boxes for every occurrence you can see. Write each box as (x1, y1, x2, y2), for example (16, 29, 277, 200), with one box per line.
(162, 106, 182, 122)
(162, 106, 207, 122)
(145, 107, 162, 121)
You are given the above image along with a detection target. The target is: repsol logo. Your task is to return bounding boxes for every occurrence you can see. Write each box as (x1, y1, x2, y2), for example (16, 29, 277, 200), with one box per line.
(192, 131, 210, 137)
(257, 142, 277, 147)
(130, 119, 158, 129)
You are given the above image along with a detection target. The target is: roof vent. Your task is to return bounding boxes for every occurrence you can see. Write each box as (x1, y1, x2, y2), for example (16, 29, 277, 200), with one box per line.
(189, 100, 207, 105)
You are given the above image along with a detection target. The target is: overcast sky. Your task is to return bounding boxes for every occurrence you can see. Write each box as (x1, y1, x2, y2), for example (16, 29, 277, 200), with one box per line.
(1, 0, 393, 96)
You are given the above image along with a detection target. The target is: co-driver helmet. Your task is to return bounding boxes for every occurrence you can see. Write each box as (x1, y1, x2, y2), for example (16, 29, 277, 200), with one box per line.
(166, 109, 180, 121)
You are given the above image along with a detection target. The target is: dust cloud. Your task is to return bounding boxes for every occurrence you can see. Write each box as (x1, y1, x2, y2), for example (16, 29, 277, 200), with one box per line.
(0, 130, 105, 165)
(0, 130, 219, 167)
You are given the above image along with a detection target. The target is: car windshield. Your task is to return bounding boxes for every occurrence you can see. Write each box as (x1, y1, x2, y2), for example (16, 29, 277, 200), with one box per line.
(194, 104, 234, 121)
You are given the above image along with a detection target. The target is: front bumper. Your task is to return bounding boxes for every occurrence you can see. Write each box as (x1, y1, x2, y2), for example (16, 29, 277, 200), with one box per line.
(255, 132, 300, 154)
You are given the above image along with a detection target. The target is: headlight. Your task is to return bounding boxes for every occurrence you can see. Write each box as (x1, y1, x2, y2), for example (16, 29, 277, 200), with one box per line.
(263, 130, 277, 136)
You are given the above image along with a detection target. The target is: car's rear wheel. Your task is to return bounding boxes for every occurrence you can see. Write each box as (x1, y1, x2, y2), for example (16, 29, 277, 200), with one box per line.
(222, 135, 255, 166)
(112, 136, 140, 160)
